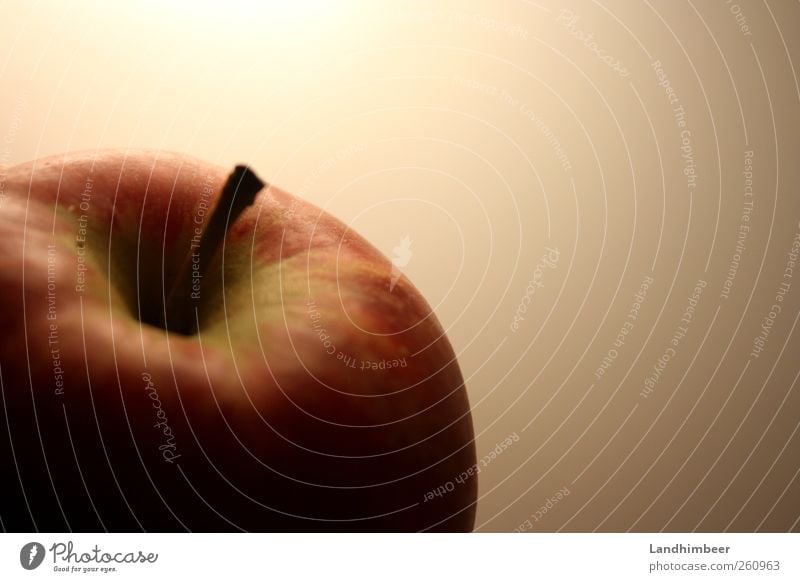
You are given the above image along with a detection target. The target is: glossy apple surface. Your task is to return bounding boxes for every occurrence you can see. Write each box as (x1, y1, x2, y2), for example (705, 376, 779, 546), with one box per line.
(0, 150, 476, 531)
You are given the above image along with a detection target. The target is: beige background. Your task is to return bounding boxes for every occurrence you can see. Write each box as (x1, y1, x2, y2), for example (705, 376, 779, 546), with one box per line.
(1, 0, 798, 531)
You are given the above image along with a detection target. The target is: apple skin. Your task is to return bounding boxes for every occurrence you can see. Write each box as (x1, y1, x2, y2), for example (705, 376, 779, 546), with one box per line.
(0, 150, 477, 532)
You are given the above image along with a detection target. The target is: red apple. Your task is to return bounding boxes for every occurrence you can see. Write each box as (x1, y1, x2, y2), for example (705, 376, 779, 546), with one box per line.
(0, 150, 476, 531)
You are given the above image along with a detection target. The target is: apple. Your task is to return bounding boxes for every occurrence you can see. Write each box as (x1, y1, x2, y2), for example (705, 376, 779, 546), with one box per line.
(0, 150, 476, 531)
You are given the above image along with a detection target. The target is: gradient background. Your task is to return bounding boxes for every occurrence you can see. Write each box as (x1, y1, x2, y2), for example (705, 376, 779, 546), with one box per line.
(1, 0, 798, 532)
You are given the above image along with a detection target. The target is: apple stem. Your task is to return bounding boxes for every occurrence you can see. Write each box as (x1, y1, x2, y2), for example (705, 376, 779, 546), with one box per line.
(162, 165, 265, 335)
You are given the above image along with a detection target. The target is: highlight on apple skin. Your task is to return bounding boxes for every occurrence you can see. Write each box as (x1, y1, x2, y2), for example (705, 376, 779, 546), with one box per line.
(0, 150, 477, 532)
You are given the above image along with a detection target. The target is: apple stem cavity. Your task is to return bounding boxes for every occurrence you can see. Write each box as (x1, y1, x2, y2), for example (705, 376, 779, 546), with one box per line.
(162, 165, 265, 335)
